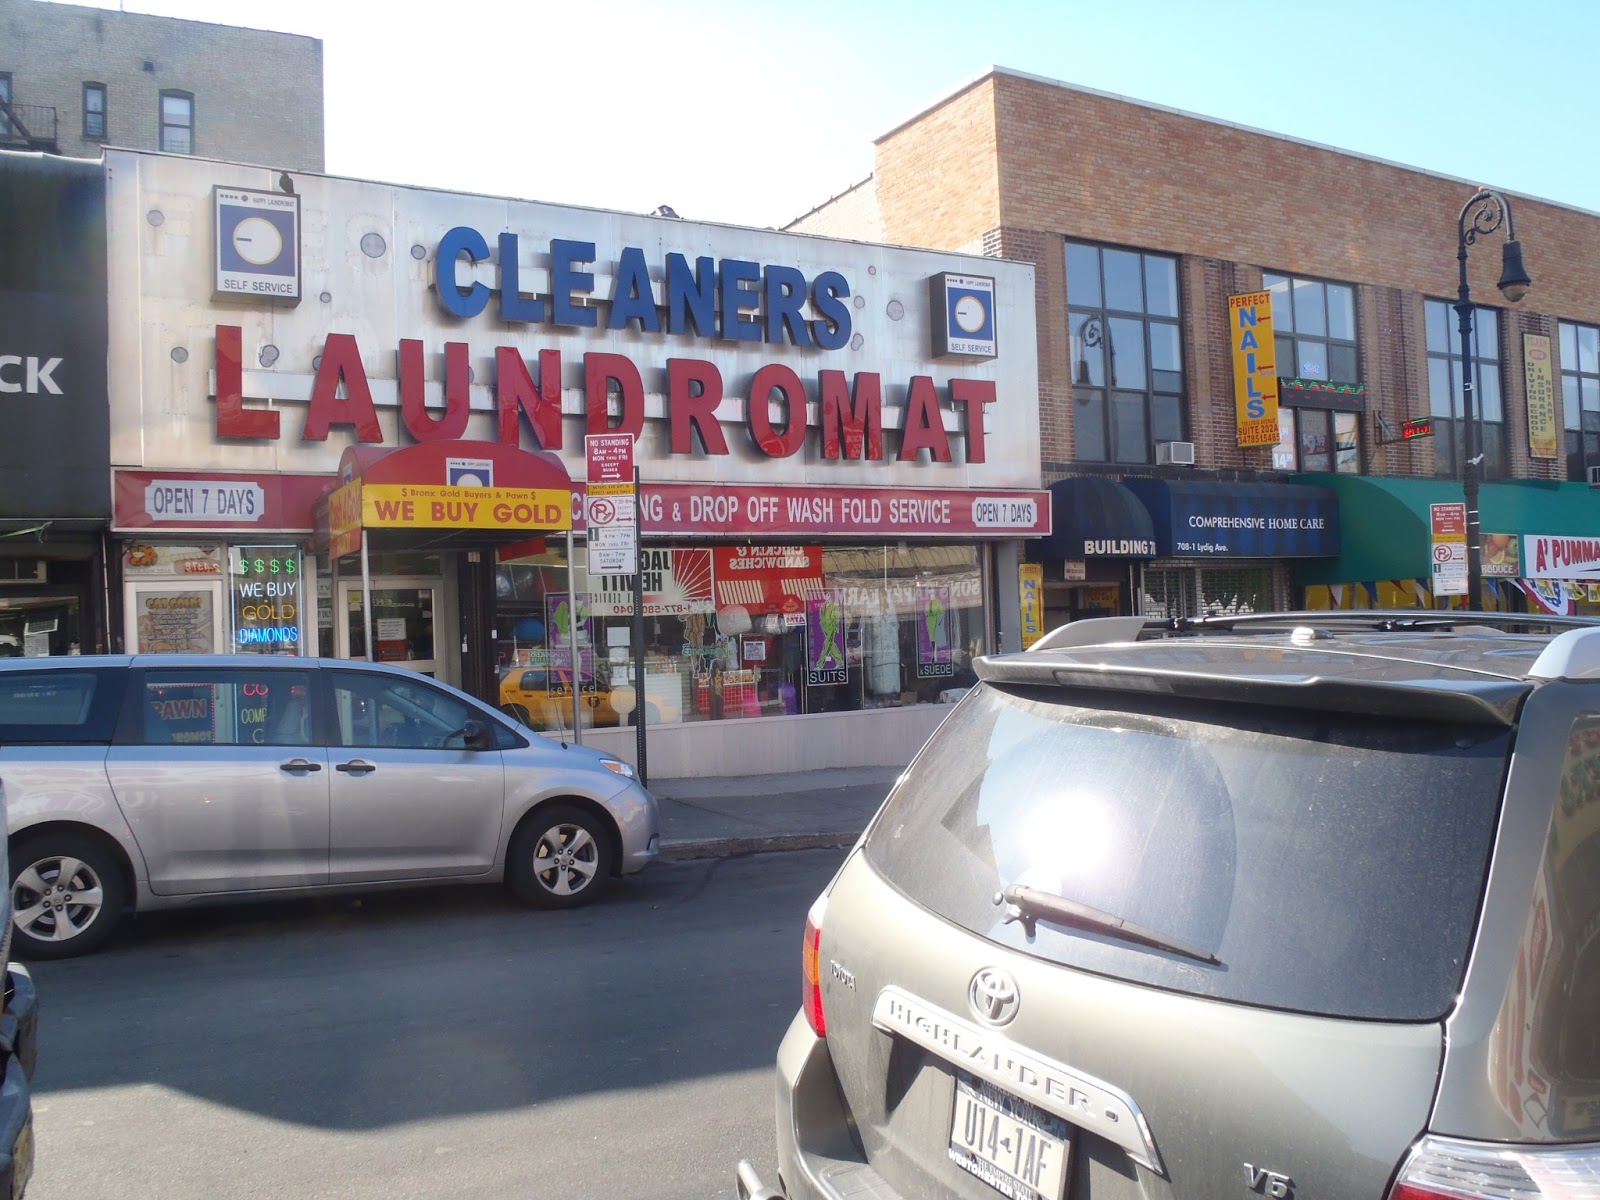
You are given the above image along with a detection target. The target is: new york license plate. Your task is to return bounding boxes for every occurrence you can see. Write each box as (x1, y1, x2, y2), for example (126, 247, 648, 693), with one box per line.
(949, 1072, 1071, 1200)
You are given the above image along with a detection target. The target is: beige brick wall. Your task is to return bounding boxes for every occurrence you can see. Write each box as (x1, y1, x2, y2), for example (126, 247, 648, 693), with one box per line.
(0, 0, 323, 171)
(785, 176, 884, 243)
(789, 69, 1595, 478)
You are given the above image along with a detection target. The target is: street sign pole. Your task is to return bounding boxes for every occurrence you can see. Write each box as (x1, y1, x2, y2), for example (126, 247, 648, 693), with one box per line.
(632, 467, 647, 786)
(585, 432, 641, 778)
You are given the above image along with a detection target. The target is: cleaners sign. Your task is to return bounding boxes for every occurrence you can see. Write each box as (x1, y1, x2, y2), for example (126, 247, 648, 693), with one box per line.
(1229, 292, 1279, 448)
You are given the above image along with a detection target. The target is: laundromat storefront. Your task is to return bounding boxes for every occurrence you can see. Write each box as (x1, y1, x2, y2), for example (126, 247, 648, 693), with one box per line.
(493, 482, 1048, 750)
(103, 149, 1049, 776)
(1293, 475, 1600, 613)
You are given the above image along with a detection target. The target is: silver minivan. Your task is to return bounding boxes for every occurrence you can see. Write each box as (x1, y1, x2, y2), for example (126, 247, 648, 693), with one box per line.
(0, 655, 659, 958)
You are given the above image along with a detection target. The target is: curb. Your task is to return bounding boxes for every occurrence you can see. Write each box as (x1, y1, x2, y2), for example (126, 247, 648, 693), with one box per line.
(659, 831, 860, 863)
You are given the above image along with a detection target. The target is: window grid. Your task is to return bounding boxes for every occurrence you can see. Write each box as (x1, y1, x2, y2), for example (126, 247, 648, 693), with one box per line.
(1426, 299, 1506, 481)
(1066, 241, 1185, 465)
(82, 82, 105, 140)
(1559, 320, 1600, 482)
(159, 90, 193, 154)
(1263, 273, 1363, 473)
(0, 74, 12, 137)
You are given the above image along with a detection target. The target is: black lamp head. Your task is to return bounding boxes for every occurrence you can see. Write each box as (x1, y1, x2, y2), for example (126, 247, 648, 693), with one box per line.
(1497, 238, 1531, 302)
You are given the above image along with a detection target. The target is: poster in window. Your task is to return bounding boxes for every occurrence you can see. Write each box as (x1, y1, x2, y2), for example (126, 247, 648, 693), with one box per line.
(916, 586, 954, 678)
(134, 589, 215, 654)
(545, 593, 595, 682)
(806, 590, 848, 686)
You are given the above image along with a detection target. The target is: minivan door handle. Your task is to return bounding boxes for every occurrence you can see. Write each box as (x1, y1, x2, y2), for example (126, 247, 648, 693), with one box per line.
(335, 759, 377, 775)
(279, 758, 323, 774)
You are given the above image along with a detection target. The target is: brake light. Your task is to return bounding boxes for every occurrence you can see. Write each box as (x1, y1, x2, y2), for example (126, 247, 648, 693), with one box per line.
(1388, 1135, 1600, 1200)
(802, 894, 827, 1037)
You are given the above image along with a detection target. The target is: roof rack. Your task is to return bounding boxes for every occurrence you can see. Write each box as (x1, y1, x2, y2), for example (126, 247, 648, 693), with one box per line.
(1027, 610, 1600, 654)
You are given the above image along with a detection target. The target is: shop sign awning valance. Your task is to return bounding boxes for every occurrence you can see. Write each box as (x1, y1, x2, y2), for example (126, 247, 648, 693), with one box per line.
(1035, 477, 1157, 560)
(321, 440, 573, 558)
(1292, 476, 1600, 587)
(1124, 478, 1339, 559)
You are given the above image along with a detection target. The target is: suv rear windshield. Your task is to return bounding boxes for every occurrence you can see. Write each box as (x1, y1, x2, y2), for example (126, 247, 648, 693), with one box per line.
(865, 682, 1510, 1021)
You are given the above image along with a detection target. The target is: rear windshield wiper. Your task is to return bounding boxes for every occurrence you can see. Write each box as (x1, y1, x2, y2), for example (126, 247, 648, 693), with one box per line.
(994, 884, 1221, 966)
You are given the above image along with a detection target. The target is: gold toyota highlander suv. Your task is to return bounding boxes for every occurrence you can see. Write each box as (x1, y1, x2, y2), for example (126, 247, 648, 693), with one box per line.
(740, 611, 1600, 1200)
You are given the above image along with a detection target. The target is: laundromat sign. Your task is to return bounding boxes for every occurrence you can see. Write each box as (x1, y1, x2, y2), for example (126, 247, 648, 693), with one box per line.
(207, 228, 1004, 466)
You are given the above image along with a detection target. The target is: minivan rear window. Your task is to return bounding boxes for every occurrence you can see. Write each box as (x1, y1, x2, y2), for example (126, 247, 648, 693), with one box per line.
(0, 668, 125, 744)
(865, 683, 1510, 1021)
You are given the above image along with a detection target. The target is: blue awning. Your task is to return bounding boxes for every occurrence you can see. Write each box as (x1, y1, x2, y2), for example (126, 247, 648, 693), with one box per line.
(1123, 479, 1340, 558)
(1036, 477, 1157, 559)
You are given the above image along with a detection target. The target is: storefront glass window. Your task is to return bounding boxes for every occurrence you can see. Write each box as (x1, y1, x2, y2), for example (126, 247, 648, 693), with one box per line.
(1066, 241, 1185, 464)
(492, 543, 988, 732)
(1559, 320, 1600, 483)
(1427, 298, 1506, 481)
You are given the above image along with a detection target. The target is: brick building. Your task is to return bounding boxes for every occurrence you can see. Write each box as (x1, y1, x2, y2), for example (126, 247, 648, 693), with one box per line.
(0, 0, 322, 170)
(790, 68, 1600, 618)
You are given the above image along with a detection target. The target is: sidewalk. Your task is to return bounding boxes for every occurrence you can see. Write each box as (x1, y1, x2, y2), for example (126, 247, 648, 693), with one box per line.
(649, 766, 904, 862)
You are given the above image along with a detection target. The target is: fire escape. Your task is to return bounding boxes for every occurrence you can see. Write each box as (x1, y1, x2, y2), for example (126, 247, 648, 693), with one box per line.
(0, 94, 59, 153)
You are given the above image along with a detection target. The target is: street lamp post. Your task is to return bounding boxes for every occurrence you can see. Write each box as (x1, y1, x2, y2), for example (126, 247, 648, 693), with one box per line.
(1454, 187, 1531, 608)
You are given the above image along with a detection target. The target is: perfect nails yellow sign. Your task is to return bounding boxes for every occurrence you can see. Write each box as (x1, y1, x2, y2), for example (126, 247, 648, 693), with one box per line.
(1229, 291, 1280, 448)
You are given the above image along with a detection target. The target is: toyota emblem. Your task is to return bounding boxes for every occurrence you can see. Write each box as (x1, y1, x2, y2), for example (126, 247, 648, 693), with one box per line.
(969, 967, 1020, 1026)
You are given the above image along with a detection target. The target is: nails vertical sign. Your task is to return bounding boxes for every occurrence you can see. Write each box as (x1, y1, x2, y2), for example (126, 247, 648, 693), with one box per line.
(1229, 292, 1280, 447)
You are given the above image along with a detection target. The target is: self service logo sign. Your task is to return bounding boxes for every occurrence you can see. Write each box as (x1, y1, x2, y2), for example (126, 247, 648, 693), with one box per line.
(214, 187, 301, 302)
(1229, 291, 1279, 447)
(930, 273, 998, 359)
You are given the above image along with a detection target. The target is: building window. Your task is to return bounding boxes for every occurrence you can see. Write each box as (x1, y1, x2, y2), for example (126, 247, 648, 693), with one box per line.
(1264, 273, 1362, 473)
(1560, 320, 1600, 482)
(0, 74, 12, 137)
(82, 83, 106, 139)
(1426, 299, 1505, 480)
(1066, 241, 1185, 464)
(159, 90, 193, 154)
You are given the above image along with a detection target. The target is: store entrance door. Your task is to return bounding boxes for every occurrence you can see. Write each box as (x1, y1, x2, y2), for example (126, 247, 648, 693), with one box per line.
(336, 579, 441, 677)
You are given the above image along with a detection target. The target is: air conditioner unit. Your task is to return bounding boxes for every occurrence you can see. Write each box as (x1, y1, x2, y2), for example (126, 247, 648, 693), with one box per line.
(1588, 465, 1600, 489)
(1156, 441, 1196, 466)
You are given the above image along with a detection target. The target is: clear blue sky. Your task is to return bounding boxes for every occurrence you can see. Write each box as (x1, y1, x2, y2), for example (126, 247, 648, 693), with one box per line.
(58, 0, 1600, 228)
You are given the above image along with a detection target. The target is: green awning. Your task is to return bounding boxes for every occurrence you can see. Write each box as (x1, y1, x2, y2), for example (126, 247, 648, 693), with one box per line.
(1291, 475, 1600, 587)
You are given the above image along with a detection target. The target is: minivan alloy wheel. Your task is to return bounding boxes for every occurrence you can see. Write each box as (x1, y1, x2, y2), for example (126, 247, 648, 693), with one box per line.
(9, 833, 128, 959)
(16, 854, 104, 941)
(506, 803, 615, 910)
(534, 821, 599, 895)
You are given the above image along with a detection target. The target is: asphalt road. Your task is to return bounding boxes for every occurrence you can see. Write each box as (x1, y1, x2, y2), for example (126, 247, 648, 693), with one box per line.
(23, 848, 847, 1200)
